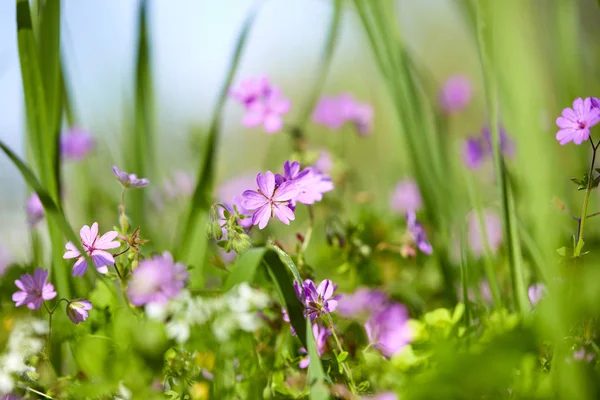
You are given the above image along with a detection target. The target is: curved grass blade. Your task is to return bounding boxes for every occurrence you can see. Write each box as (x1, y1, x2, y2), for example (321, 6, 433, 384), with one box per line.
(175, 3, 262, 262)
(222, 247, 268, 291)
(306, 319, 331, 400)
(267, 240, 303, 284)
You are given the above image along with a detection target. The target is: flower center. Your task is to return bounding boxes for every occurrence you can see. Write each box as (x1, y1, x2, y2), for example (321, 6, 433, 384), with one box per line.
(579, 121, 587, 130)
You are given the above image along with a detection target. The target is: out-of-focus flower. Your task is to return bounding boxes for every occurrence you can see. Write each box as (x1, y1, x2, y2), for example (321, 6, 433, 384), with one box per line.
(280, 161, 333, 206)
(313, 93, 374, 136)
(25, 193, 44, 228)
(406, 212, 432, 255)
(241, 171, 299, 229)
(528, 283, 547, 307)
(463, 125, 515, 169)
(299, 323, 330, 369)
(67, 299, 93, 324)
(337, 288, 389, 320)
(229, 76, 270, 107)
(295, 279, 338, 322)
(467, 210, 503, 258)
(111, 166, 149, 188)
(12, 268, 56, 310)
(163, 170, 194, 201)
(573, 348, 595, 362)
(282, 307, 296, 336)
(438, 75, 472, 114)
(60, 128, 95, 161)
(556, 97, 600, 145)
(363, 393, 399, 400)
(365, 303, 412, 358)
(0, 246, 12, 278)
(1, 394, 22, 400)
(243, 88, 291, 134)
(127, 252, 188, 306)
(63, 222, 120, 276)
(313, 149, 333, 174)
(390, 179, 422, 213)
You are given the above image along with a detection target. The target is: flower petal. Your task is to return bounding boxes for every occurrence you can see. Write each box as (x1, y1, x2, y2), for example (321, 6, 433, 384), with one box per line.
(96, 231, 120, 250)
(252, 204, 271, 230)
(241, 190, 267, 210)
(273, 204, 295, 225)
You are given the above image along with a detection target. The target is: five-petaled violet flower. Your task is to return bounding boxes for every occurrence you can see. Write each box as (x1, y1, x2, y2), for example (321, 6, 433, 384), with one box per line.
(390, 179, 422, 213)
(127, 252, 188, 306)
(365, 303, 413, 358)
(299, 323, 330, 369)
(12, 268, 56, 310)
(67, 299, 93, 324)
(528, 283, 547, 307)
(463, 125, 514, 169)
(312, 93, 374, 136)
(112, 166, 149, 188)
(438, 75, 472, 114)
(241, 171, 299, 229)
(406, 212, 433, 255)
(60, 128, 95, 161)
(280, 161, 333, 205)
(295, 279, 338, 322)
(556, 98, 600, 145)
(337, 288, 389, 321)
(25, 193, 44, 228)
(63, 222, 121, 276)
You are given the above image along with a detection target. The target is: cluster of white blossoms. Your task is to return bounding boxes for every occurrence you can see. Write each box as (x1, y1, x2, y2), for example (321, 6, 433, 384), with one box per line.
(146, 283, 271, 343)
(0, 318, 47, 394)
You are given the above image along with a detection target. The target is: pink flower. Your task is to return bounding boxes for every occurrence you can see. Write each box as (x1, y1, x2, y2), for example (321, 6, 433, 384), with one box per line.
(112, 166, 149, 188)
(280, 161, 333, 205)
(241, 171, 299, 229)
(313, 93, 374, 136)
(63, 222, 121, 276)
(229, 76, 271, 107)
(365, 303, 412, 358)
(67, 299, 93, 324)
(467, 210, 503, 258)
(313, 149, 333, 174)
(242, 88, 291, 134)
(438, 75, 472, 113)
(127, 252, 188, 306)
(556, 98, 600, 145)
(294, 279, 339, 322)
(60, 128, 95, 161)
(25, 193, 44, 227)
(12, 268, 56, 310)
(528, 283, 547, 306)
(390, 179, 422, 213)
(299, 323, 330, 369)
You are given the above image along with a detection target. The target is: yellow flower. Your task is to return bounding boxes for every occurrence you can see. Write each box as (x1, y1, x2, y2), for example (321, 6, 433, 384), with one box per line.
(190, 382, 210, 400)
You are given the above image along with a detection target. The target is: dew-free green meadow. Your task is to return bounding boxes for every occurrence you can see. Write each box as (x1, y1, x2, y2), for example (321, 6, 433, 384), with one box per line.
(2, 0, 600, 399)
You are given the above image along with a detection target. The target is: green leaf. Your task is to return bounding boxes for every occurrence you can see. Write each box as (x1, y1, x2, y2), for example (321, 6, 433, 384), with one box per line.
(222, 247, 268, 291)
(306, 319, 330, 400)
(267, 240, 303, 284)
(337, 351, 348, 363)
(556, 246, 567, 257)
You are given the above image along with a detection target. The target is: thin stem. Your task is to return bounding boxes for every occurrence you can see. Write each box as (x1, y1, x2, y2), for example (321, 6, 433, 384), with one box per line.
(575, 138, 599, 256)
(586, 211, 600, 219)
(50, 298, 69, 314)
(297, 206, 314, 269)
(113, 246, 131, 259)
(326, 313, 357, 395)
(43, 301, 53, 359)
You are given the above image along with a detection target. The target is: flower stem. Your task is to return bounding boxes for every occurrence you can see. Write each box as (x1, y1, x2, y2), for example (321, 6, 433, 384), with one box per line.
(326, 313, 357, 395)
(574, 138, 599, 257)
(297, 206, 314, 269)
(43, 301, 53, 359)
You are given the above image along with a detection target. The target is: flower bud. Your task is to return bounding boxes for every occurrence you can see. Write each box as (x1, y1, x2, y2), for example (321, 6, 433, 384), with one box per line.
(67, 299, 93, 324)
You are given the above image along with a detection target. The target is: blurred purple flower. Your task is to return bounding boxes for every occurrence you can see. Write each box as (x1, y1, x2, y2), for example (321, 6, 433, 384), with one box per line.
(230, 76, 270, 106)
(467, 210, 503, 258)
(528, 283, 547, 307)
(111, 166, 149, 188)
(67, 299, 93, 324)
(201, 369, 214, 381)
(390, 179, 422, 213)
(313, 149, 333, 174)
(295, 279, 338, 322)
(406, 211, 432, 255)
(299, 323, 330, 369)
(163, 171, 194, 201)
(282, 307, 296, 336)
(0, 395, 22, 400)
(438, 75, 472, 114)
(25, 193, 44, 228)
(337, 288, 389, 320)
(60, 128, 95, 161)
(365, 303, 412, 358)
(242, 88, 291, 134)
(127, 252, 188, 306)
(241, 171, 299, 229)
(313, 93, 374, 136)
(556, 98, 600, 145)
(280, 161, 333, 205)
(463, 137, 485, 169)
(12, 268, 56, 310)
(63, 222, 121, 276)
(573, 348, 595, 362)
(365, 393, 398, 400)
(463, 125, 514, 169)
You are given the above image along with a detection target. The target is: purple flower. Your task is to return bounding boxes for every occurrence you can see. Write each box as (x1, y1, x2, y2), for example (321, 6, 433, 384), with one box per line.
(528, 283, 547, 307)
(299, 323, 330, 369)
(241, 171, 299, 229)
(294, 279, 338, 322)
(463, 125, 515, 169)
(556, 98, 600, 145)
(389, 179, 422, 213)
(467, 210, 503, 258)
(127, 252, 188, 306)
(63, 222, 121, 276)
(406, 212, 432, 255)
(365, 303, 412, 358)
(230, 76, 271, 107)
(111, 166, 149, 188)
(67, 299, 93, 324)
(280, 161, 333, 205)
(463, 137, 485, 169)
(573, 348, 595, 362)
(438, 75, 472, 113)
(1, 395, 22, 400)
(0, 246, 12, 277)
(337, 288, 389, 320)
(60, 128, 95, 161)
(282, 307, 297, 336)
(313, 149, 333, 174)
(242, 88, 291, 134)
(312, 93, 374, 136)
(365, 393, 399, 400)
(25, 193, 44, 227)
(12, 268, 56, 310)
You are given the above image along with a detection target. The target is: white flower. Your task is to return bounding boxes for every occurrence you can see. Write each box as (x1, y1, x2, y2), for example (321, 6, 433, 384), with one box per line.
(166, 320, 191, 343)
(0, 371, 14, 393)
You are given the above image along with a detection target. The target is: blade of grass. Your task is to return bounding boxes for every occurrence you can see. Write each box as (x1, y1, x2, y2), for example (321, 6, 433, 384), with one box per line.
(222, 247, 268, 291)
(305, 319, 331, 400)
(473, 0, 528, 313)
(175, 3, 262, 262)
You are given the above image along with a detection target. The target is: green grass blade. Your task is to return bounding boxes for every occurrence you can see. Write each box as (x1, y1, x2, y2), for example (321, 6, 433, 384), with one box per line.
(222, 247, 268, 291)
(267, 240, 303, 284)
(175, 3, 262, 262)
(306, 319, 330, 400)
